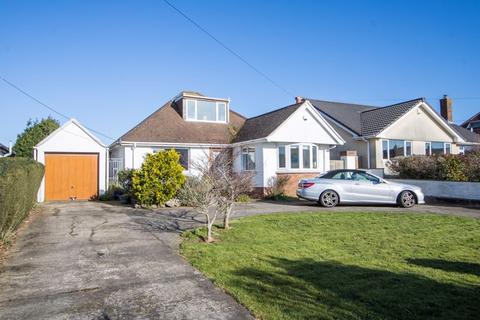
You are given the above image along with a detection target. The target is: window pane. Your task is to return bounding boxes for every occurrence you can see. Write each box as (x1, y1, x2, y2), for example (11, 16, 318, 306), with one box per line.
(406, 141, 412, 156)
(196, 100, 216, 121)
(217, 102, 226, 122)
(186, 100, 195, 120)
(312, 146, 318, 168)
(389, 140, 405, 158)
(332, 171, 349, 180)
(290, 146, 299, 168)
(445, 143, 451, 154)
(278, 146, 286, 168)
(382, 140, 389, 159)
(431, 142, 444, 155)
(174, 148, 189, 170)
(425, 142, 431, 156)
(302, 145, 310, 168)
(242, 147, 255, 170)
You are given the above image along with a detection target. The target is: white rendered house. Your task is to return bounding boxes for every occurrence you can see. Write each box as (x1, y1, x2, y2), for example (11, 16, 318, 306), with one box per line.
(109, 91, 345, 195)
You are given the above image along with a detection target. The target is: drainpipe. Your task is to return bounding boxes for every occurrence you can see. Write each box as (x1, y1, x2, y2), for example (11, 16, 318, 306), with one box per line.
(360, 137, 371, 169)
(324, 145, 337, 172)
(105, 147, 109, 191)
(131, 142, 136, 169)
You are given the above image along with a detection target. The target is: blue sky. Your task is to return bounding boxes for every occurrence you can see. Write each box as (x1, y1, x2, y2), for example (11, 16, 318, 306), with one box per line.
(1, 0, 479, 144)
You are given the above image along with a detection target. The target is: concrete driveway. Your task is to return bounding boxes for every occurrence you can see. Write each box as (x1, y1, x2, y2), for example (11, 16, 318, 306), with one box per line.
(0, 202, 253, 320)
(0, 200, 478, 319)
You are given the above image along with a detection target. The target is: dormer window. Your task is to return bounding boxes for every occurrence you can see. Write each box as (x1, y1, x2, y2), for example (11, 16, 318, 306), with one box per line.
(185, 99, 228, 123)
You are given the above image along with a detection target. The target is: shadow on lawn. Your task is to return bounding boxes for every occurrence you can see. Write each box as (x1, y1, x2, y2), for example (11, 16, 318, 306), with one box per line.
(231, 257, 480, 320)
(406, 258, 480, 277)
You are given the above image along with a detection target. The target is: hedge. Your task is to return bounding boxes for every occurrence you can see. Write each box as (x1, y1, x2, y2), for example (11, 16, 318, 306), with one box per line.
(387, 152, 480, 182)
(0, 157, 44, 243)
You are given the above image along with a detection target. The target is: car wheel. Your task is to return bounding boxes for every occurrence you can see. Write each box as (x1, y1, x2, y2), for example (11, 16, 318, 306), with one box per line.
(319, 190, 339, 208)
(398, 190, 416, 208)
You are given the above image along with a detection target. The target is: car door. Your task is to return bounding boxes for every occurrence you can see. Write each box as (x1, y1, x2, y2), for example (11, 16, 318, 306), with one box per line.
(347, 172, 394, 203)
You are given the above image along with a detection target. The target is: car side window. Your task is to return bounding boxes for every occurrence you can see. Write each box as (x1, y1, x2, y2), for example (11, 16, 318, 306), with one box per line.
(354, 172, 380, 183)
(331, 172, 347, 180)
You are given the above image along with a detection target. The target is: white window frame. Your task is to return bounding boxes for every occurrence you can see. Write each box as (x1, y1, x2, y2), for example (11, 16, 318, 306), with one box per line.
(241, 146, 256, 171)
(425, 142, 431, 156)
(185, 99, 228, 123)
(277, 143, 319, 170)
(382, 139, 413, 160)
(425, 141, 451, 155)
(445, 143, 451, 154)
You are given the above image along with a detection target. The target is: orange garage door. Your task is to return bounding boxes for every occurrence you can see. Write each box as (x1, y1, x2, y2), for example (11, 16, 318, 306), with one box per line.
(45, 153, 99, 201)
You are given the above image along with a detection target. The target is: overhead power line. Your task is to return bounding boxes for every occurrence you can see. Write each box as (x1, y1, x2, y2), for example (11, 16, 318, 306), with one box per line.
(161, 0, 293, 97)
(1, 76, 115, 141)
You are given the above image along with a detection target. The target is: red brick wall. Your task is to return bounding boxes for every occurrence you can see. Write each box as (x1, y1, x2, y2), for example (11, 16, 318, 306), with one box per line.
(276, 173, 319, 196)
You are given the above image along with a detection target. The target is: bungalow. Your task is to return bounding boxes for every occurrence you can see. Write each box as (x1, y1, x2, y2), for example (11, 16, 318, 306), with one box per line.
(109, 91, 345, 194)
(307, 95, 480, 171)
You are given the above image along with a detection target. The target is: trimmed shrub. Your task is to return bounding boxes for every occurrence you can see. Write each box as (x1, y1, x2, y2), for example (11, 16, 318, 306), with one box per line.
(387, 152, 480, 182)
(132, 150, 186, 206)
(0, 158, 44, 243)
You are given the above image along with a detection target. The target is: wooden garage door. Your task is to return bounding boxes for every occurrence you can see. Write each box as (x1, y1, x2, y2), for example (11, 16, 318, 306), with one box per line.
(45, 153, 99, 201)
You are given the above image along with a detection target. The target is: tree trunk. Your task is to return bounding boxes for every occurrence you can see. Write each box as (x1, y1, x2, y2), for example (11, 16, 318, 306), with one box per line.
(223, 205, 233, 229)
(206, 222, 213, 243)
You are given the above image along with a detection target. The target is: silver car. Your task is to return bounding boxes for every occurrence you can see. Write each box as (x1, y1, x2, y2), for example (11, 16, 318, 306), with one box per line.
(296, 169, 425, 208)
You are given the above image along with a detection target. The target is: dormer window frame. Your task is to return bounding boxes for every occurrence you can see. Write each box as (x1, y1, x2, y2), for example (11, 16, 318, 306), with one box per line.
(184, 98, 229, 124)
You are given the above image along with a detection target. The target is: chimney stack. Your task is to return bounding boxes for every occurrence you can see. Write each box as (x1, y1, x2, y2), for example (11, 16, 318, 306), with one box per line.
(295, 96, 304, 104)
(440, 95, 453, 122)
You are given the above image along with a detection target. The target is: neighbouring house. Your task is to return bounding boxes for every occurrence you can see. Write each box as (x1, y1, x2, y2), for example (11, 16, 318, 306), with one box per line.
(109, 91, 345, 195)
(307, 95, 479, 171)
(34, 119, 108, 202)
(460, 111, 480, 134)
(0, 142, 14, 157)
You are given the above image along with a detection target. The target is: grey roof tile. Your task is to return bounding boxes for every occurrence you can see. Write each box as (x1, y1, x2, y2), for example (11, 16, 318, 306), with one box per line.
(309, 99, 375, 135)
(360, 98, 424, 136)
(450, 124, 480, 143)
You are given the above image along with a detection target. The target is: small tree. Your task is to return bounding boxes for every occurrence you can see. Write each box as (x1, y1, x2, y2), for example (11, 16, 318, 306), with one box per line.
(13, 117, 60, 158)
(178, 175, 218, 242)
(210, 150, 254, 229)
(131, 150, 185, 206)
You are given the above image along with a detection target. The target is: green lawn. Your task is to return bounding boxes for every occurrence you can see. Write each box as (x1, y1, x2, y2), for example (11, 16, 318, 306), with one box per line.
(181, 212, 480, 320)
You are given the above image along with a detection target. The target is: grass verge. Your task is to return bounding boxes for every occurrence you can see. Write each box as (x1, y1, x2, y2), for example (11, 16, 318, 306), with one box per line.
(181, 211, 480, 320)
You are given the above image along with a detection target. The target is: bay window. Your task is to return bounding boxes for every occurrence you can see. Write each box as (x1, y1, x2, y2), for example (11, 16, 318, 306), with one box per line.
(277, 144, 319, 170)
(382, 140, 413, 160)
(241, 147, 256, 171)
(290, 145, 300, 169)
(278, 146, 286, 168)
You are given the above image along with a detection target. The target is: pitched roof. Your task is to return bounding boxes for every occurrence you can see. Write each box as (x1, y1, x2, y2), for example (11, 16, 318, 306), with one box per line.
(233, 103, 302, 142)
(309, 99, 375, 135)
(460, 111, 480, 127)
(118, 101, 246, 144)
(360, 98, 424, 136)
(310, 98, 424, 136)
(450, 124, 480, 144)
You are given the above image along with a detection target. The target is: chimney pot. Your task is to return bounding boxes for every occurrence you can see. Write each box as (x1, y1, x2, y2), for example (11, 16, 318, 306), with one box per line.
(439, 95, 453, 122)
(295, 96, 304, 104)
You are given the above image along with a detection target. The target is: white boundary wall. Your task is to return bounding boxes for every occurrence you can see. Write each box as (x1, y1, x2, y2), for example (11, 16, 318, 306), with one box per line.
(389, 179, 480, 201)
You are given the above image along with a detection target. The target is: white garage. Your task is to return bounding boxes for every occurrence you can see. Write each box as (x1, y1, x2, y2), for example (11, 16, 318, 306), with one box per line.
(34, 119, 108, 202)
